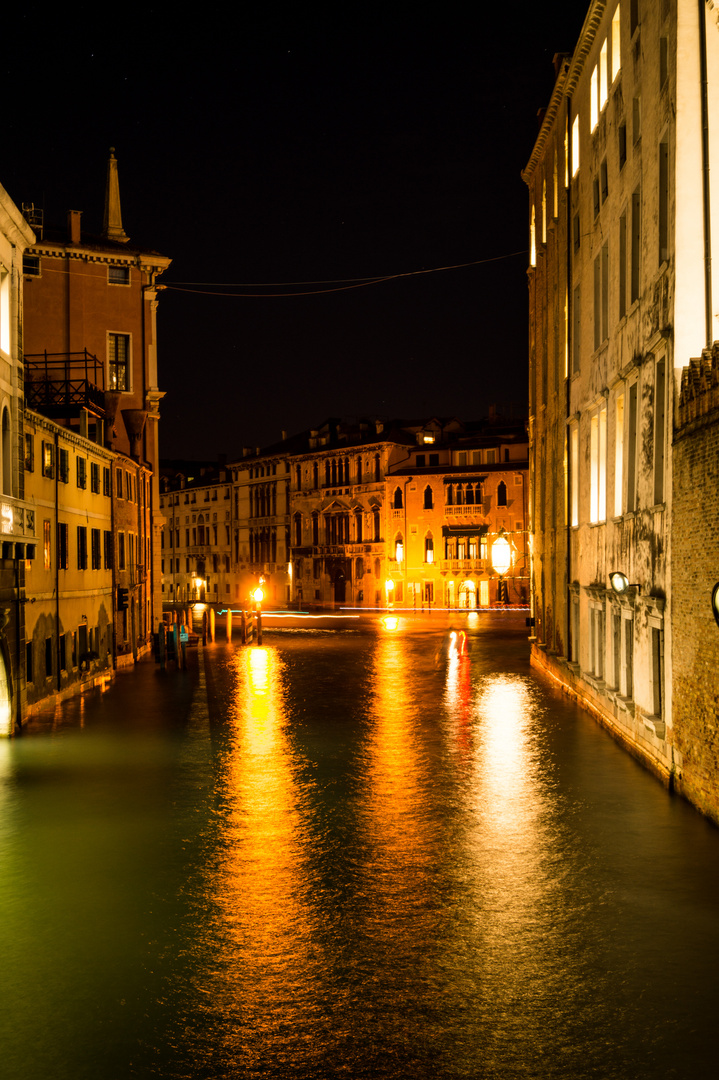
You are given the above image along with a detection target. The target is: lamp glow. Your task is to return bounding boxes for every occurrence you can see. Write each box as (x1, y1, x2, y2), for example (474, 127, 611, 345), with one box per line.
(491, 536, 511, 576)
(252, 587, 264, 604)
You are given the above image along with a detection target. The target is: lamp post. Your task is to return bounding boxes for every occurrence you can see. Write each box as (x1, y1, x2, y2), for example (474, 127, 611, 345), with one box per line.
(491, 532, 511, 605)
(252, 585, 264, 644)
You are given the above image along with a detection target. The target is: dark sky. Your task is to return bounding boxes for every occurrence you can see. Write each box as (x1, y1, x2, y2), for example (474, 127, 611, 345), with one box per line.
(5, 5, 585, 459)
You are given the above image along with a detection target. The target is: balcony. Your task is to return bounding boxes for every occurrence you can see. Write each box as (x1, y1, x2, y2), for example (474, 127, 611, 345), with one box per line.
(24, 351, 106, 420)
(440, 559, 486, 572)
(444, 504, 486, 518)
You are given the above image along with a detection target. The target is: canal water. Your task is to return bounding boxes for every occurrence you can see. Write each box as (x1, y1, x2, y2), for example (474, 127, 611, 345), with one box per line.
(1, 614, 718, 1080)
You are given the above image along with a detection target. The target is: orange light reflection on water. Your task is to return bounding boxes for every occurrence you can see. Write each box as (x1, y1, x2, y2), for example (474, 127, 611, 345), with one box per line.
(195, 646, 320, 1060)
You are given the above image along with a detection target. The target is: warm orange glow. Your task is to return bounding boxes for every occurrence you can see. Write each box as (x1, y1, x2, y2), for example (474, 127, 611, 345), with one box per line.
(252, 587, 264, 604)
(491, 536, 511, 576)
(382, 615, 399, 630)
(384, 579, 394, 592)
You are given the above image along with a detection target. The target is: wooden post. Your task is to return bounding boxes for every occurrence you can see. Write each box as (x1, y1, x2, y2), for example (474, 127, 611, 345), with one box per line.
(209, 607, 215, 643)
(159, 622, 166, 672)
(226, 609, 232, 642)
(202, 609, 208, 645)
(241, 609, 247, 645)
(256, 609, 263, 645)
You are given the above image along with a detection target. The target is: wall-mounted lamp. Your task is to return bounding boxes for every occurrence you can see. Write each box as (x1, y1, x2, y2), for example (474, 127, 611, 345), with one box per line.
(609, 571, 641, 595)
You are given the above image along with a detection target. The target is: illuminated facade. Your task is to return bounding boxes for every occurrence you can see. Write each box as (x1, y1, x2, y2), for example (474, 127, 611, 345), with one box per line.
(159, 466, 234, 606)
(21, 150, 171, 634)
(0, 181, 37, 732)
(23, 411, 114, 707)
(232, 453, 290, 609)
(524, 1, 719, 791)
(385, 421, 529, 609)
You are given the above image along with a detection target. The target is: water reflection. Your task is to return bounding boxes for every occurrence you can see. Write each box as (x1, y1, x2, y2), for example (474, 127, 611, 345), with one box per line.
(187, 646, 322, 1073)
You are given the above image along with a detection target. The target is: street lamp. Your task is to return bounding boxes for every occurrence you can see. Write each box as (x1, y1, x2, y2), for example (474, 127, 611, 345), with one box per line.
(609, 571, 640, 595)
(252, 585, 264, 645)
(385, 578, 395, 609)
(491, 532, 511, 604)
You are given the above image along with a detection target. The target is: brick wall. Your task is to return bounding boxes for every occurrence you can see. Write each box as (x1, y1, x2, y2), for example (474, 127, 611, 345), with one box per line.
(673, 344, 719, 822)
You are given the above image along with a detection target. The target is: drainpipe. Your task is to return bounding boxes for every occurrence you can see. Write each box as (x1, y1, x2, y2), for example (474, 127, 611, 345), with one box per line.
(110, 457, 117, 669)
(699, 0, 713, 347)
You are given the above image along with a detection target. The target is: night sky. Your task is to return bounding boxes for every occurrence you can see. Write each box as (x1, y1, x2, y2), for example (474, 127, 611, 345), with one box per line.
(5, 5, 585, 459)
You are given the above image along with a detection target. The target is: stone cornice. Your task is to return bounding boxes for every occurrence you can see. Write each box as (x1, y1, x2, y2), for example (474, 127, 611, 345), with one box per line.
(522, 58, 570, 184)
(0, 183, 35, 250)
(25, 243, 171, 273)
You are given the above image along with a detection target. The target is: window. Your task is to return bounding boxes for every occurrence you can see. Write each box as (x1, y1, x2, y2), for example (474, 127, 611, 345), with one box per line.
(108, 333, 130, 391)
(619, 211, 627, 319)
(530, 205, 536, 267)
(630, 0, 639, 35)
(0, 268, 8, 355)
(590, 405, 607, 523)
(416, 454, 425, 467)
(57, 523, 69, 569)
(91, 461, 100, 493)
(593, 176, 600, 219)
(573, 212, 580, 252)
(599, 39, 608, 109)
(631, 187, 641, 303)
(612, 4, 621, 80)
(43, 520, 51, 569)
(590, 66, 599, 131)
(116, 468, 123, 498)
(42, 441, 54, 479)
(423, 486, 433, 510)
(108, 265, 130, 285)
(654, 357, 666, 505)
(104, 531, 113, 569)
(91, 529, 101, 569)
(632, 96, 641, 144)
(618, 123, 627, 170)
(103, 467, 111, 496)
(24, 433, 34, 472)
(77, 526, 87, 569)
(395, 535, 404, 563)
(58, 447, 68, 483)
(393, 487, 403, 510)
(572, 283, 582, 375)
(428, 453, 439, 466)
(571, 114, 580, 176)
(570, 425, 579, 526)
(651, 624, 663, 717)
(614, 393, 625, 517)
(626, 381, 638, 512)
(125, 472, 132, 501)
(118, 532, 126, 571)
(425, 536, 434, 564)
(600, 159, 608, 203)
(659, 140, 669, 264)
(542, 179, 547, 243)
(593, 242, 609, 348)
(497, 481, 507, 507)
(22, 254, 40, 276)
(76, 456, 86, 489)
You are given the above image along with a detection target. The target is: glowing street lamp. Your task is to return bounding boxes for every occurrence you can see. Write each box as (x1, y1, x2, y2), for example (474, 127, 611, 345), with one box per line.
(491, 533, 511, 605)
(385, 578, 395, 609)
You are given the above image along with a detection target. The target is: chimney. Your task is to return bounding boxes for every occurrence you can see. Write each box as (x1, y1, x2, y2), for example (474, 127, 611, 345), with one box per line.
(67, 210, 82, 245)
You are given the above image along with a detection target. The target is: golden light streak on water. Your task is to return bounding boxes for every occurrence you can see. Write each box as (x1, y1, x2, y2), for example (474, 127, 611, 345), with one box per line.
(190, 646, 321, 1064)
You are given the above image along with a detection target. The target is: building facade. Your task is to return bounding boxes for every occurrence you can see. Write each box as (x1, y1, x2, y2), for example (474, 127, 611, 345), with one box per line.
(524, 0, 719, 790)
(160, 465, 234, 607)
(0, 182, 37, 732)
(21, 151, 171, 634)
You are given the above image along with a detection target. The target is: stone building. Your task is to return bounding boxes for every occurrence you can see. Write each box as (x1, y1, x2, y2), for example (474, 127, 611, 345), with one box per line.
(385, 420, 529, 610)
(21, 150, 171, 634)
(159, 464, 234, 607)
(232, 451, 290, 609)
(524, 1, 719, 788)
(0, 181, 37, 732)
(23, 410, 115, 707)
(672, 346, 719, 821)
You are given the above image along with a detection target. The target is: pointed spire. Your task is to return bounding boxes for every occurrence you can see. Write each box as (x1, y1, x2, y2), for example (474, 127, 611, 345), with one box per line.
(102, 147, 129, 243)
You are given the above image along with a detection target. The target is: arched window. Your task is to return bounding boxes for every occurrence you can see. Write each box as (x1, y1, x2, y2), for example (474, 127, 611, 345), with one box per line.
(356, 556, 364, 579)
(497, 481, 508, 506)
(373, 510, 381, 542)
(312, 512, 319, 546)
(425, 535, 434, 564)
(446, 484, 454, 506)
(294, 513, 302, 546)
(2, 407, 11, 496)
(325, 461, 331, 486)
(394, 534, 404, 563)
(423, 486, 433, 509)
(313, 462, 319, 489)
(355, 510, 363, 543)
(393, 487, 403, 509)
(356, 457, 363, 484)
(374, 557, 381, 580)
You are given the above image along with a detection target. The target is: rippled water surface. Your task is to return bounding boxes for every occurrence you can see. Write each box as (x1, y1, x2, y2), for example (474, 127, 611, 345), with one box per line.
(2, 614, 719, 1079)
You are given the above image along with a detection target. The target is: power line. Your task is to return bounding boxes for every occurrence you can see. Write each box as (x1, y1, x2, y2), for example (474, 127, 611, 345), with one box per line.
(163, 250, 528, 298)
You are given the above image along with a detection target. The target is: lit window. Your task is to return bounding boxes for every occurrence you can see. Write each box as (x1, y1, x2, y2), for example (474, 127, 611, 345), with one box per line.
(0, 267, 8, 355)
(395, 537, 404, 563)
(425, 536, 434, 563)
(612, 5, 621, 81)
(600, 40, 608, 108)
(572, 115, 580, 176)
(108, 333, 130, 391)
(590, 406, 607, 523)
(590, 67, 599, 130)
(530, 205, 536, 267)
